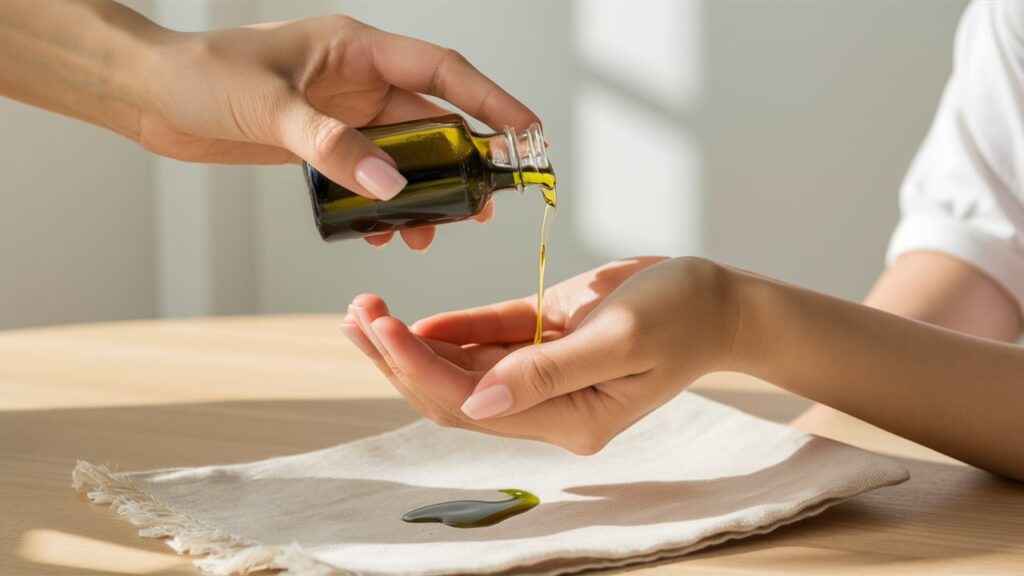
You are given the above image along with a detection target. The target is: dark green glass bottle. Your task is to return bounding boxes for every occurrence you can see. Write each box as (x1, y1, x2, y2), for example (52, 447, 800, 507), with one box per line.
(303, 114, 554, 241)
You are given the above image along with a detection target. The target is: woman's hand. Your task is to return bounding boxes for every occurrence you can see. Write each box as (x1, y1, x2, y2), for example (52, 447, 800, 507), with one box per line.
(0, 3, 528, 250)
(137, 15, 526, 249)
(340, 257, 742, 454)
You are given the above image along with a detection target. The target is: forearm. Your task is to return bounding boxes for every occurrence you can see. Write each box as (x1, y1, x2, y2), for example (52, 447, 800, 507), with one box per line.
(0, 0, 166, 139)
(864, 252, 1022, 340)
(732, 269, 1024, 480)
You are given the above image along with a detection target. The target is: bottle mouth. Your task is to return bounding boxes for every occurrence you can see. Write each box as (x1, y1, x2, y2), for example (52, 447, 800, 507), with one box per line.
(502, 123, 552, 195)
(503, 123, 549, 172)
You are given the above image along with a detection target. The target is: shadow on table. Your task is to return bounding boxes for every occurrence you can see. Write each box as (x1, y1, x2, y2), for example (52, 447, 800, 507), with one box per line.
(3, 397, 1022, 575)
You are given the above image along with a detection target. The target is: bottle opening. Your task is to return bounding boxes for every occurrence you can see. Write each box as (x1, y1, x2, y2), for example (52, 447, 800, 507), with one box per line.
(501, 124, 553, 195)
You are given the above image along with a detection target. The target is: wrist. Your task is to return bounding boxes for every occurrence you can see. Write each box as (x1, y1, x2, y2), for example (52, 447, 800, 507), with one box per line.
(96, 3, 175, 140)
(717, 266, 764, 375)
(661, 257, 748, 376)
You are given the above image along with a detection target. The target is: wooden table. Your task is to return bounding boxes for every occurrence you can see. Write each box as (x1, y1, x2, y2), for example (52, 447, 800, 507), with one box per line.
(1, 316, 1021, 575)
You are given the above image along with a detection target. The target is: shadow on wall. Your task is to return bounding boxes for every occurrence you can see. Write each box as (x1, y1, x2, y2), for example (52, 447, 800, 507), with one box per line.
(572, 0, 968, 304)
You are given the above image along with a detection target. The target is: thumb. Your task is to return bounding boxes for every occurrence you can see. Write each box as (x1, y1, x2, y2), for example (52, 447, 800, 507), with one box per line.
(280, 99, 406, 200)
(460, 326, 633, 420)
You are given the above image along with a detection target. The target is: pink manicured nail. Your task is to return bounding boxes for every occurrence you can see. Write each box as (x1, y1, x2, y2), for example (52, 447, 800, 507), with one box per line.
(461, 385, 513, 420)
(354, 156, 406, 201)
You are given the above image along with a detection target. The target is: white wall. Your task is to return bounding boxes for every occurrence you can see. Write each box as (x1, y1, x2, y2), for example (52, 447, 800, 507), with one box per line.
(0, 0, 969, 329)
(700, 0, 966, 299)
(0, 0, 157, 329)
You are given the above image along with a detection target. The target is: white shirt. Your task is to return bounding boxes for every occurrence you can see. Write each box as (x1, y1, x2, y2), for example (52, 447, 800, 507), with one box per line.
(887, 0, 1024, 312)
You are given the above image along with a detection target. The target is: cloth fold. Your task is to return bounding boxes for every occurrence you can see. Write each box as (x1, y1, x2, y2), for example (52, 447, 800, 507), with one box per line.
(73, 392, 908, 576)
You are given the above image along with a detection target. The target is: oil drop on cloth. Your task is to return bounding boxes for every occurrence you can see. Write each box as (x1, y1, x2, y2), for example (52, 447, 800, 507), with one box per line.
(72, 392, 908, 576)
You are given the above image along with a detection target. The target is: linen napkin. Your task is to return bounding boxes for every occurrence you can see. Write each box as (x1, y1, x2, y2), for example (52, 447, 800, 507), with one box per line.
(72, 392, 908, 576)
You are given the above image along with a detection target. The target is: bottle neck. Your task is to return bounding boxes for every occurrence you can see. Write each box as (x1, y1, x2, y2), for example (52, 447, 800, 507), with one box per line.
(480, 123, 555, 201)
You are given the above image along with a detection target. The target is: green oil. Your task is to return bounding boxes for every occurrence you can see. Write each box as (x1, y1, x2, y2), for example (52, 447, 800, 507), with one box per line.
(304, 114, 554, 242)
(304, 114, 558, 346)
(402, 489, 540, 528)
(535, 187, 556, 345)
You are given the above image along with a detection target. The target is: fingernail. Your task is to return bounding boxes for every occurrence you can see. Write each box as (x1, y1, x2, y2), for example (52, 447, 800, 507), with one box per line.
(413, 247, 429, 254)
(355, 156, 406, 201)
(461, 385, 513, 420)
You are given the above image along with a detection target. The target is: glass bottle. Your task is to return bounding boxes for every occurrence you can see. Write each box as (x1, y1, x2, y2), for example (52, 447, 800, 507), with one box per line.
(303, 114, 554, 242)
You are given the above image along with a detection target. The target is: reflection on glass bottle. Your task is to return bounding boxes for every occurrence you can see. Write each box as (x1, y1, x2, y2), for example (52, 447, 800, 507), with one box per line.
(303, 114, 554, 242)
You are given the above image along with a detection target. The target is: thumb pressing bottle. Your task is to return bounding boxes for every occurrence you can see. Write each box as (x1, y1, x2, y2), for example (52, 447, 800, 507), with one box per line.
(303, 114, 554, 241)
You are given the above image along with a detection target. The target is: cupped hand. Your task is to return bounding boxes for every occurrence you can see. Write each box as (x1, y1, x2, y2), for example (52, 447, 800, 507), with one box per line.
(340, 256, 742, 454)
(135, 15, 525, 249)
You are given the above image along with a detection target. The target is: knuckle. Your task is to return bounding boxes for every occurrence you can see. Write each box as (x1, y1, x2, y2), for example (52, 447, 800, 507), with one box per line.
(558, 391, 620, 456)
(565, 429, 610, 456)
(430, 47, 468, 97)
(674, 256, 730, 295)
(323, 14, 356, 28)
(442, 47, 469, 65)
(311, 119, 353, 162)
(521, 351, 564, 401)
(603, 305, 643, 337)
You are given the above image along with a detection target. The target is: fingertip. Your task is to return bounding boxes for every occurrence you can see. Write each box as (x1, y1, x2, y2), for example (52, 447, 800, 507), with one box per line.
(354, 155, 406, 201)
(351, 293, 390, 318)
(400, 226, 436, 252)
(365, 232, 394, 248)
(407, 314, 449, 339)
(460, 383, 513, 420)
(474, 202, 495, 223)
(371, 315, 407, 340)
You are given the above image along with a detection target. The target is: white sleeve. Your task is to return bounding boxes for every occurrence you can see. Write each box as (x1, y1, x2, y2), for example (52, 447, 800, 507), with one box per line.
(887, 0, 1024, 312)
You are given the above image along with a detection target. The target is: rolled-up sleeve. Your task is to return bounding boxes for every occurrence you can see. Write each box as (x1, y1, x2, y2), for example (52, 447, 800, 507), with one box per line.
(887, 0, 1024, 312)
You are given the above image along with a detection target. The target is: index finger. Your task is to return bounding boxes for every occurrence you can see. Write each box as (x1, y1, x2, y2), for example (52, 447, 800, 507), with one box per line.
(362, 28, 541, 132)
(412, 297, 539, 345)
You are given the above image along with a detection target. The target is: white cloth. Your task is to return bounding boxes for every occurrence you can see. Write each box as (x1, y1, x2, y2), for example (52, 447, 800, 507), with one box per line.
(73, 393, 908, 576)
(888, 0, 1024, 311)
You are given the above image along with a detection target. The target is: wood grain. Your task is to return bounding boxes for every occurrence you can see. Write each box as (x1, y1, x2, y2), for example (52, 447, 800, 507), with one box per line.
(1, 315, 1021, 575)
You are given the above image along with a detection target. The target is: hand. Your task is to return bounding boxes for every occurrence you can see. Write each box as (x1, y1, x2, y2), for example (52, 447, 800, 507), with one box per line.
(340, 257, 741, 454)
(134, 15, 528, 249)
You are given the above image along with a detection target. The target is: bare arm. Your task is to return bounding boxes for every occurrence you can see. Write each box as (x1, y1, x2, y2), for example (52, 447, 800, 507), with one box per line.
(865, 251, 1020, 340)
(0, 0, 160, 138)
(342, 254, 1024, 480)
(739, 253, 1024, 479)
(792, 251, 1022, 434)
(0, 0, 535, 249)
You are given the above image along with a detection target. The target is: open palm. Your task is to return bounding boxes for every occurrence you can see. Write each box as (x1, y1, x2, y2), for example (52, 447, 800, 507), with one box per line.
(342, 257, 667, 447)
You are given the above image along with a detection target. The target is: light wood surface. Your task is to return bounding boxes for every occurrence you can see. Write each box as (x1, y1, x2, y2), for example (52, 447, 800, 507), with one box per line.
(1, 315, 1021, 575)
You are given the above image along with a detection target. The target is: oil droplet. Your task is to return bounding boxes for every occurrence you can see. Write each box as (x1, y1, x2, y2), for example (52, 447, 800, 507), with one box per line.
(402, 489, 540, 528)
